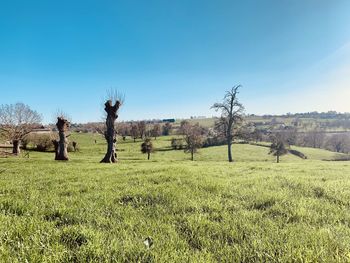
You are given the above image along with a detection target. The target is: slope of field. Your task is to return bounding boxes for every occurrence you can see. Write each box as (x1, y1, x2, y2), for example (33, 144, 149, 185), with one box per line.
(0, 134, 350, 262)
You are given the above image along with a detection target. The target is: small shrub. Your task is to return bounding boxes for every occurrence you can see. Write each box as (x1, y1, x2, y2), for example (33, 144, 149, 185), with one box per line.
(171, 138, 183, 150)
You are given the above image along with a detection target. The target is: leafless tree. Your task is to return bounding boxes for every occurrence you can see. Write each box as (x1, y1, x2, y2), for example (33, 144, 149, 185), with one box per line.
(301, 130, 325, 148)
(183, 123, 203, 161)
(0, 103, 42, 155)
(100, 90, 124, 163)
(151, 123, 161, 140)
(326, 134, 350, 153)
(179, 120, 190, 135)
(117, 122, 130, 140)
(211, 85, 244, 162)
(130, 124, 139, 142)
(138, 121, 147, 139)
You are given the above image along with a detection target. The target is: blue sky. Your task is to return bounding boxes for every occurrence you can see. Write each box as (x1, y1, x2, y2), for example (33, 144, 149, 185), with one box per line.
(1, 0, 350, 123)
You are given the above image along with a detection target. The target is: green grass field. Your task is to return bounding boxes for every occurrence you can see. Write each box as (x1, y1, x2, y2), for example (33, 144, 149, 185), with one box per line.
(1, 134, 350, 262)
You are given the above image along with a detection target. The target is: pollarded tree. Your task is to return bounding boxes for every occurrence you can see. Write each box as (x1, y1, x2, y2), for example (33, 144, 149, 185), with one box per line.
(0, 103, 42, 155)
(55, 116, 70, 160)
(211, 85, 244, 162)
(183, 123, 203, 161)
(100, 91, 123, 163)
(141, 138, 153, 160)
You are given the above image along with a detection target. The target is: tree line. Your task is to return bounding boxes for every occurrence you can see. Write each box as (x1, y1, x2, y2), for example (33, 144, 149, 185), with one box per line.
(1, 86, 350, 163)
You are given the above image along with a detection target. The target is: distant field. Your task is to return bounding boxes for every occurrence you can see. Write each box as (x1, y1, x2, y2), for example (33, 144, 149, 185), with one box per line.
(181, 116, 350, 133)
(1, 134, 350, 262)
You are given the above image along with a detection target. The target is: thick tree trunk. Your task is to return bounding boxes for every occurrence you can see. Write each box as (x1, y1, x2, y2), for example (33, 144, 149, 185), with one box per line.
(57, 131, 68, 160)
(101, 100, 120, 163)
(191, 150, 194, 161)
(101, 133, 117, 163)
(147, 152, 150, 160)
(56, 117, 69, 161)
(12, 140, 20, 155)
(277, 154, 280, 163)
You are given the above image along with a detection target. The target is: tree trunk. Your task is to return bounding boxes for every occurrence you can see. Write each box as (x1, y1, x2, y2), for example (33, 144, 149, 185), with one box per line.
(101, 134, 116, 163)
(277, 154, 280, 163)
(191, 150, 194, 161)
(12, 140, 20, 155)
(56, 117, 69, 161)
(147, 152, 150, 160)
(227, 140, 233, 162)
(101, 100, 120, 163)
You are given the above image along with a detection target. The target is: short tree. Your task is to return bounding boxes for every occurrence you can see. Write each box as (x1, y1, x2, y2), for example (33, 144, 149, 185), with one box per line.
(211, 86, 244, 162)
(183, 124, 203, 161)
(0, 103, 42, 155)
(269, 136, 289, 163)
(141, 138, 153, 160)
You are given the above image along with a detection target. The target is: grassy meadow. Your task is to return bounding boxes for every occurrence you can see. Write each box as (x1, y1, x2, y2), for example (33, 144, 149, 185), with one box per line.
(1, 133, 350, 262)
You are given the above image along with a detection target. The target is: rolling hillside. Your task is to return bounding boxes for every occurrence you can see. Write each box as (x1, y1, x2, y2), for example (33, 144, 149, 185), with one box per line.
(0, 134, 350, 262)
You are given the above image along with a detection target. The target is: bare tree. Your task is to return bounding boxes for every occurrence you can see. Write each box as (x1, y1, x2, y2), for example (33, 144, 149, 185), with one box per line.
(301, 130, 325, 148)
(326, 134, 350, 153)
(211, 86, 244, 162)
(0, 103, 42, 155)
(100, 91, 123, 163)
(151, 123, 162, 140)
(179, 120, 190, 135)
(117, 122, 130, 141)
(138, 121, 147, 139)
(130, 124, 139, 142)
(141, 138, 154, 160)
(251, 127, 263, 143)
(54, 116, 70, 160)
(183, 123, 203, 161)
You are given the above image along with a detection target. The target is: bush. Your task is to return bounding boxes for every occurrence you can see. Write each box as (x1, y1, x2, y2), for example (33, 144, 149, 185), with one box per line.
(202, 136, 226, 148)
(21, 133, 55, 152)
(36, 135, 55, 152)
(171, 138, 183, 150)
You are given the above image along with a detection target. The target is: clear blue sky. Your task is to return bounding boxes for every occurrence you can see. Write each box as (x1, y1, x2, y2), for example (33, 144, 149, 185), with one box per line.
(1, 0, 350, 123)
